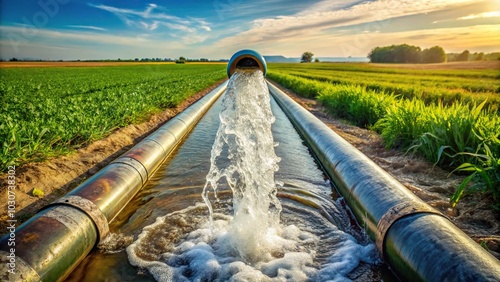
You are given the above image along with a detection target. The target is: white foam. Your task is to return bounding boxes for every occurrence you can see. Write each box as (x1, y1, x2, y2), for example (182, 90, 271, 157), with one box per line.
(126, 70, 380, 281)
(127, 204, 379, 281)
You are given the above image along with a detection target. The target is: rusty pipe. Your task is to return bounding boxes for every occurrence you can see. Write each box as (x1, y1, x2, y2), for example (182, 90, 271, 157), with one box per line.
(0, 81, 227, 282)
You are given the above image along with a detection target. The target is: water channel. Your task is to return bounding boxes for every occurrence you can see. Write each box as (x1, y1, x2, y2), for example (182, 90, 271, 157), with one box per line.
(66, 70, 383, 281)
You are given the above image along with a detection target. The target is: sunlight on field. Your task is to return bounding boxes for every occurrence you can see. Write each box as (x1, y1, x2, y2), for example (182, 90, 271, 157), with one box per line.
(0, 64, 226, 169)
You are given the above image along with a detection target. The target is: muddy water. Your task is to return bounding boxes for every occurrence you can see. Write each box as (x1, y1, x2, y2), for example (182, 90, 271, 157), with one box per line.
(65, 81, 387, 281)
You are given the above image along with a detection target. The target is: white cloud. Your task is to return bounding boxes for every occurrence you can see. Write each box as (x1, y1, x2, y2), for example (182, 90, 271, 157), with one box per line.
(90, 3, 183, 23)
(458, 11, 500, 20)
(214, 0, 479, 49)
(0, 25, 169, 47)
(66, 25, 107, 31)
(89, 3, 211, 43)
(2, 0, 497, 60)
(0, 24, 192, 59)
(248, 24, 500, 58)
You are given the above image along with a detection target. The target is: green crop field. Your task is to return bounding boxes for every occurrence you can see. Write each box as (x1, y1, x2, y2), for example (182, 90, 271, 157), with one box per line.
(0, 64, 226, 170)
(268, 62, 500, 208)
(269, 63, 500, 109)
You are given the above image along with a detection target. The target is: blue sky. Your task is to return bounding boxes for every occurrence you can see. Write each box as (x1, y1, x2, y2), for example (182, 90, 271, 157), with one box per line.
(0, 0, 499, 60)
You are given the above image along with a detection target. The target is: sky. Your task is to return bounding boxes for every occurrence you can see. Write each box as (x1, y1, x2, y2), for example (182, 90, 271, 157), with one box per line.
(0, 0, 499, 60)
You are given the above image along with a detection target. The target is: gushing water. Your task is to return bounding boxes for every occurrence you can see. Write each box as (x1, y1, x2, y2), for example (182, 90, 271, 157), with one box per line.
(202, 69, 282, 263)
(126, 69, 380, 282)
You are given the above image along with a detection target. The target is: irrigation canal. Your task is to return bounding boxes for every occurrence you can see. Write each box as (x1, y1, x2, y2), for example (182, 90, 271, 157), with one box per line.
(65, 76, 386, 281)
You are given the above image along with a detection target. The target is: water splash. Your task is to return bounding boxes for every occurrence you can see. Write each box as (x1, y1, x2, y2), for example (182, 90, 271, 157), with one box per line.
(126, 69, 380, 281)
(202, 69, 282, 263)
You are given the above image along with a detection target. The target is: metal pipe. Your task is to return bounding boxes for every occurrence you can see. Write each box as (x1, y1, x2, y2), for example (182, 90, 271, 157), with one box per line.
(227, 49, 267, 78)
(268, 82, 500, 281)
(0, 81, 228, 282)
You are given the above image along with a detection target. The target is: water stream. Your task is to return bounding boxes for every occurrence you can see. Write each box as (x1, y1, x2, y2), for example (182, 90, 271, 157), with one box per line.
(66, 70, 382, 281)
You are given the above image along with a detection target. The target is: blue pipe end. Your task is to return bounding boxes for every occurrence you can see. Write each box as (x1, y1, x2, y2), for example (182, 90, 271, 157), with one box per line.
(227, 49, 267, 78)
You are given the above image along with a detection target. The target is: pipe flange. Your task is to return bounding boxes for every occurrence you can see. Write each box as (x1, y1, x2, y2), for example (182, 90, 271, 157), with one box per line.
(376, 201, 446, 260)
(52, 195, 110, 242)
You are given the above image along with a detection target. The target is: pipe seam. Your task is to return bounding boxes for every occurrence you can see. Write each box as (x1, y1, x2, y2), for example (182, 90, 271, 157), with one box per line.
(48, 195, 110, 241)
(145, 129, 177, 150)
(145, 138, 168, 155)
(112, 157, 149, 185)
(163, 119, 186, 141)
(376, 201, 446, 260)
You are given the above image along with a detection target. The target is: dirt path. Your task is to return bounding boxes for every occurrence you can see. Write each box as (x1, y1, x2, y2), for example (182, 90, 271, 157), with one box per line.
(1, 79, 498, 259)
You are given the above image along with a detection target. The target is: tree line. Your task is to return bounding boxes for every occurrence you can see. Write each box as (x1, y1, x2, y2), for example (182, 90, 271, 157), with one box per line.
(368, 44, 499, 63)
(368, 44, 446, 63)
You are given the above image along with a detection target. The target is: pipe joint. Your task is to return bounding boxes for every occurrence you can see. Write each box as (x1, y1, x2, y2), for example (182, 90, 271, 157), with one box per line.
(375, 201, 447, 261)
(49, 195, 110, 242)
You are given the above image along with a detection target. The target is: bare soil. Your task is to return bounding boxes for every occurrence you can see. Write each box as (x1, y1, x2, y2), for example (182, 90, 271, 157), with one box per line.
(1, 79, 499, 260)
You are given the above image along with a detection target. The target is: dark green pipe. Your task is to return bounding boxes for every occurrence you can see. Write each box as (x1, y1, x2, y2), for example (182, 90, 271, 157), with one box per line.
(268, 81, 500, 281)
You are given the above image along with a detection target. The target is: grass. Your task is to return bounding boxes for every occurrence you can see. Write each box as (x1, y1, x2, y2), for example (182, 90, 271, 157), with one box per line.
(0, 64, 226, 170)
(268, 63, 500, 209)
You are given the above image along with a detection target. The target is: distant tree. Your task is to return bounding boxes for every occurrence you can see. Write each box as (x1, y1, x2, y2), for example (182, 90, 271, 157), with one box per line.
(368, 44, 421, 63)
(457, 50, 470, 61)
(314, 58, 320, 63)
(176, 56, 186, 64)
(9, 57, 18, 61)
(135, 58, 139, 61)
(301, 52, 314, 63)
(421, 46, 446, 63)
(474, 52, 484, 61)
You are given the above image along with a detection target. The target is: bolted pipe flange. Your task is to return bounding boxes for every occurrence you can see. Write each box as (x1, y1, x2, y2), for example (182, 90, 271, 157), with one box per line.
(50, 195, 110, 242)
(375, 201, 447, 260)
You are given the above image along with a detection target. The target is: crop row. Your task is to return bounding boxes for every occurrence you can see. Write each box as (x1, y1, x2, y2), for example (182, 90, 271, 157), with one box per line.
(268, 71, 500, 209)
(269, 63, 500, 111)
(0, 64, 226, 170)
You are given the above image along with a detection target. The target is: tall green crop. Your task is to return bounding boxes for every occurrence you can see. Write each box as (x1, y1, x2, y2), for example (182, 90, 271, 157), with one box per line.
(268, 66, 500, 209)
(0, 64, 226, 170)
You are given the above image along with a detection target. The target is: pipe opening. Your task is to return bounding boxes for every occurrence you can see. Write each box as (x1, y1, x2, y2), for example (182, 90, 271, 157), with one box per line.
(227, 49, 267, 78)
(236, 57, 259, 69)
